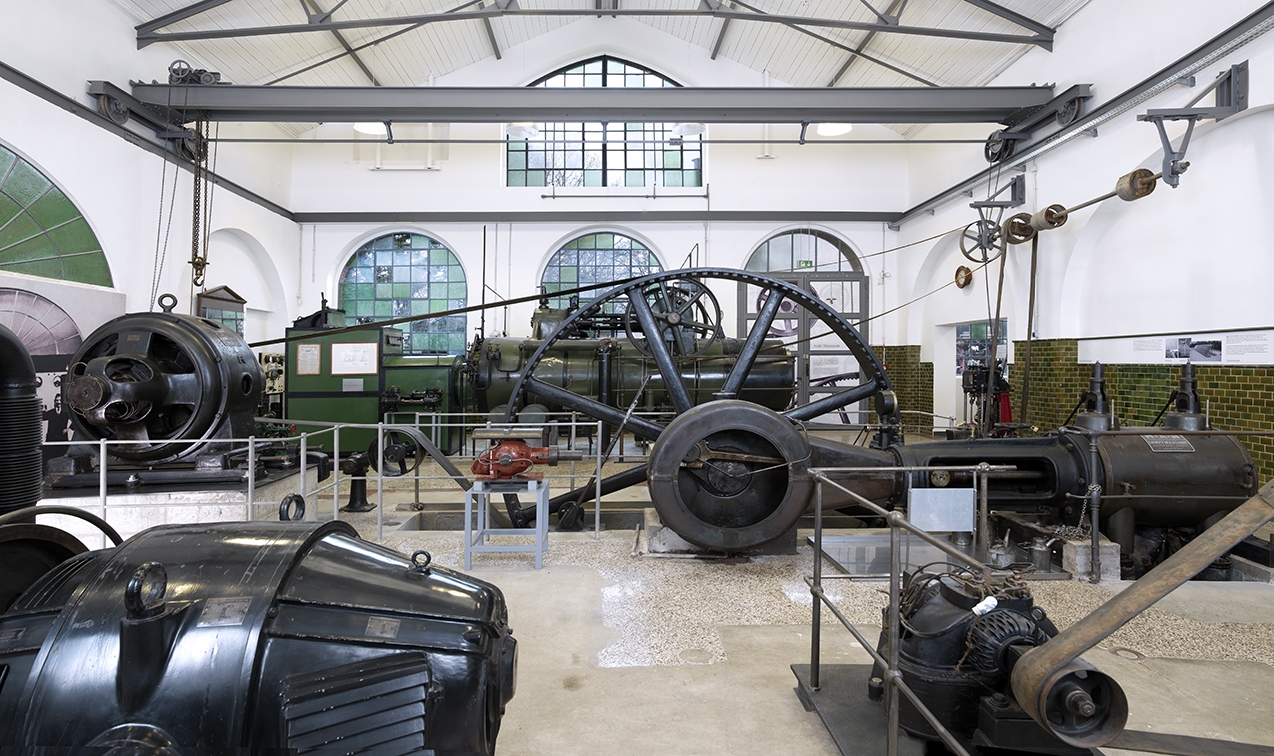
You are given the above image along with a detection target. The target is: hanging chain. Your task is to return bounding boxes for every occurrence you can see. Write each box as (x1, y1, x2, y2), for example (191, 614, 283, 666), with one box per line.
(189, 111, 210, 290)
(1054, 491, 1093, 540)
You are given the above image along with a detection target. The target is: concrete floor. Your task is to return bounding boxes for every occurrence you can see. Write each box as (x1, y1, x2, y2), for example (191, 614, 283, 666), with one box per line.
(371, 526, 1274, 756)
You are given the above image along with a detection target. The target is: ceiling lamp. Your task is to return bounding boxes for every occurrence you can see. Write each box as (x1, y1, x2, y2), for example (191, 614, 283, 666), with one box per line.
(816, 123, 854, 137)
(505, 122, 540, 139)
(672, 122, 706, 137)
(353, 121, 388, 136)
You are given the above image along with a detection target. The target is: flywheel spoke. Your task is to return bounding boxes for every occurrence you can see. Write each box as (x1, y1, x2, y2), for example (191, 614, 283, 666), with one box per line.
(523, 377, 664, 442)
(626, 290, 693, 413)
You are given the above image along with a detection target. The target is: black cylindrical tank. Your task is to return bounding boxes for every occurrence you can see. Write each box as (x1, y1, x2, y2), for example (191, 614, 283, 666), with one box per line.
(892, 429, 1257, 525)
(0, 323, 42, 515)
(0, 521, 516, 754)
(64, 308, 265, 465)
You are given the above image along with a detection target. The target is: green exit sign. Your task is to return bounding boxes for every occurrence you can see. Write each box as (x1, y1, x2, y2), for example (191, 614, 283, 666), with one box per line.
(797, 259, 814, 268)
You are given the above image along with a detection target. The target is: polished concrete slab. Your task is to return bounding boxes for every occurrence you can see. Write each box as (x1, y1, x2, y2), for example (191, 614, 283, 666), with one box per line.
(374, 528, 1274, 756)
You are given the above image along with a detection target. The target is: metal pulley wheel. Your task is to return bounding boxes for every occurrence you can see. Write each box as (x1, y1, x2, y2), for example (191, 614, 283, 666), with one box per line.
(1029, 204, 1069, 232)
(367, 426, 429, 477)
(623, 277, 722, 359)
(96, 95, 129, 126)
(1056, 97, 1084, 127)
(1115, 168, 1157, 201)
(984, 129, 1017, 163)
(1002, 212, 1037, 245)
(959, 219, 1003, 263)
(63, 294, 263, 465)
(503, 268, 900, 551)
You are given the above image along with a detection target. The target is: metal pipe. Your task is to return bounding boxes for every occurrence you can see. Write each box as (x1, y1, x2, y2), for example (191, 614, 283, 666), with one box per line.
(0, 505, 123, 546)
(1020, 234, 1038, 423)
(978, 465, 990, 560)
(1011, 481, 1274, 748)
(98, 438, 108, 546)
(1088, 434, 1102, 583)
(811, 479, 823, 690)
(886, 514, 902, 756)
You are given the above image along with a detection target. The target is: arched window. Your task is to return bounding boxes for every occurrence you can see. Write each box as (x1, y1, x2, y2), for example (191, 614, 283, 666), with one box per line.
(541, 231, 662, 313)
(506, 56, 703, 188)
(0, 144, 112, 286)
(338, 232, 467, 355)
(744, 228, 863, 274)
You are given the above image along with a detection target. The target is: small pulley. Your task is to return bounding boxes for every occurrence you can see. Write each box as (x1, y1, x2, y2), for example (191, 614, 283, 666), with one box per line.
(959, 218, 1004, 263)
(624, 277, 722, 359)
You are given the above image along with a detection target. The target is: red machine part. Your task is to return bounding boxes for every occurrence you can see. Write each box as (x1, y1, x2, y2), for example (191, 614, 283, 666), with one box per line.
(471, 439, 558, 480)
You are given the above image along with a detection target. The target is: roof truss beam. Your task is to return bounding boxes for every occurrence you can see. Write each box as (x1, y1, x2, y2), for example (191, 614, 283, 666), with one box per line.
(303, 0, 378, 84)
(135, 0, 237, 36)
(478, 1, 502, 59)
(828, 0, 910, 86)
(957, 0, 1055, 38)
(136, 5, 1052, 50)
(114, 81, 1054, 125)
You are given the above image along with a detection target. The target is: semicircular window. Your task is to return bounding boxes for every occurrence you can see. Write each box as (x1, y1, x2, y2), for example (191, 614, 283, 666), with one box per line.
(507, 55, 702, 188)
(744, 228, 863, 274)
(541, 232, 662, 319)
(338, 232, 467, 355)
(0, 145, 112, 286)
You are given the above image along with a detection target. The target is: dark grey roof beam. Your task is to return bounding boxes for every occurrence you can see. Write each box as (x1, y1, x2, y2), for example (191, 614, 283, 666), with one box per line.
(827, 0, 910, 86)
(706, 1, 731, 60)
(478, 2, 502, 59)
(135, 0, 237, 36)
(728, 0, 935, 87)
(303, 0, 379, 84)
(137, 7, 1051, 48)
(958, 0, 1054, 40)
(119, 82, 1053, 124)
(265, 0, 483, 85)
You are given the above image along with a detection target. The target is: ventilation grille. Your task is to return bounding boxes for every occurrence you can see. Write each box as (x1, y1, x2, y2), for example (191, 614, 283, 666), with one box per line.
(282, 652, 436, 755)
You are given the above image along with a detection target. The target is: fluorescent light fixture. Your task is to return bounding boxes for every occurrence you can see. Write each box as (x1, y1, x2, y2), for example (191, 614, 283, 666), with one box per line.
(672, 122, 706, 137)
(816, 123, 853, 137)
(505, 122, 540, 139)
(354, 121, 388, 136)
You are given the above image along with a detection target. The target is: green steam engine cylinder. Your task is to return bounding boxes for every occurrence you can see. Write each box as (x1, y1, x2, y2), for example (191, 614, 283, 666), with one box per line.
(471, 336, 795, 416)
(282, 327, 795, 455)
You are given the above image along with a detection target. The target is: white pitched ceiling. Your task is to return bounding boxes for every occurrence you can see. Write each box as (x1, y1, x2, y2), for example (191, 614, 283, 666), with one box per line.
(106, 0, 1090, 130)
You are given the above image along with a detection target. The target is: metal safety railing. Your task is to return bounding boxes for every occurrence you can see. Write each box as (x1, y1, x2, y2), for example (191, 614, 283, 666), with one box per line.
(806, 464, 1015, 756)
(39, 413, 640, 547)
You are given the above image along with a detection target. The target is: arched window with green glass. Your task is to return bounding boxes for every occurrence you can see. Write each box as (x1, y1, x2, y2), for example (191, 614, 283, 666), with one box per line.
(506, 55, 703, 189)
(0, 144, 112, 286)
(541, 231, 662, 316)
(338, 232, 467, 354)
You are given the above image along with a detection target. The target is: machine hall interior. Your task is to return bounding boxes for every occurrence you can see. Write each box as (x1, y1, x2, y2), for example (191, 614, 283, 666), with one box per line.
(3, 1, 1274, 754)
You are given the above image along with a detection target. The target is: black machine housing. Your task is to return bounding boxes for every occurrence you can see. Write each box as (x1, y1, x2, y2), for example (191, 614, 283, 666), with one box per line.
(873, 571, 1124, 755)
(0, 521, 516, 755)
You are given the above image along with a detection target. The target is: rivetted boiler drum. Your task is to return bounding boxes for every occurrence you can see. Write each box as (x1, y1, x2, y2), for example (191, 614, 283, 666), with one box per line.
(0, 520, 516, 754)
(63, 294, 264, 465)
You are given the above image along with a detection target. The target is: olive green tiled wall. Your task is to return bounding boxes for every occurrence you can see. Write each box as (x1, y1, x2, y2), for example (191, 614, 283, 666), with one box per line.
(1008, 338, 1274, 481)
(874, 344, 934, 432)
(0, 144, 113, 287)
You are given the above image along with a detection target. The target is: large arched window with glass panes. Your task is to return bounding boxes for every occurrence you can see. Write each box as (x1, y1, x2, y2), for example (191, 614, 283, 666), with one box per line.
(739, 228, 869, 416)
(744, 228, 863, 274)
(541, 231, 662, 319)
(506, 56, 703, 188)
(338, 232, 467, 355)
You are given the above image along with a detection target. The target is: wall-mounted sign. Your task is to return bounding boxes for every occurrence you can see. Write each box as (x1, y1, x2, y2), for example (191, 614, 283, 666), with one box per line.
(331, 342, 378, 375)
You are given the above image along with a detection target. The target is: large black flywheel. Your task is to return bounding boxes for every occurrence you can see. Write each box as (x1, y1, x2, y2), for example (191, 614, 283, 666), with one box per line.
(502, 268, 899, 550)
